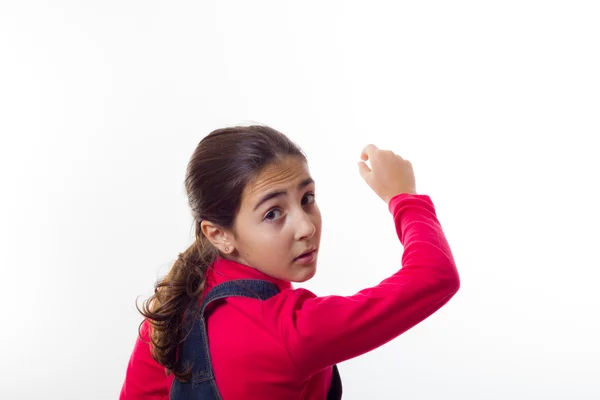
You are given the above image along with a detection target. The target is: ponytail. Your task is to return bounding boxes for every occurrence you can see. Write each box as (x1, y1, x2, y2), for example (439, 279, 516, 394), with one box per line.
(138, 233, 217, 381)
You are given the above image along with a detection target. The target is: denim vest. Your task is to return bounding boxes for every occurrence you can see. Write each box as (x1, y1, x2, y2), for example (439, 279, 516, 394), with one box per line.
(170, 279, 343, 400)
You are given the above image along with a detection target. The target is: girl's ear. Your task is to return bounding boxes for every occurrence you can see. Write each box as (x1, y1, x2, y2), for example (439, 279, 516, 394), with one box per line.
(200, 220, 235, 254)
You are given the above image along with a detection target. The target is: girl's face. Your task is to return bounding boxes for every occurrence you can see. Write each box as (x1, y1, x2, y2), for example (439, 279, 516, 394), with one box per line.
(219, 155, 322, 282)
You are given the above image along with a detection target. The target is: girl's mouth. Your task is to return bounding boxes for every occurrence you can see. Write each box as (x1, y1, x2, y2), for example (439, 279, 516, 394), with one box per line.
(294, 249, 317, 264)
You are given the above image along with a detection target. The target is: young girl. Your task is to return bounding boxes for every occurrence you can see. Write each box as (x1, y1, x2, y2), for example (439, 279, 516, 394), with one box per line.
(120, 125, 460, 400)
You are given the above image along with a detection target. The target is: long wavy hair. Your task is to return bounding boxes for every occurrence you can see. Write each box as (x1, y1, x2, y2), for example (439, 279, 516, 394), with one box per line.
(137, 125, 305, 381)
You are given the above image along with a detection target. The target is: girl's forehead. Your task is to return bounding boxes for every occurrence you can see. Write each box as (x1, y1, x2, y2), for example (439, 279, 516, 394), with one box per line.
(245, 157, 312, 198)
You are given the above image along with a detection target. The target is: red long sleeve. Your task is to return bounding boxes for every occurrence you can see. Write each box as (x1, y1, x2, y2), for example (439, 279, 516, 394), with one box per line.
(119, 193, 460, 399)
(120, 321, 173, 400)
(277, 193, 460, 376)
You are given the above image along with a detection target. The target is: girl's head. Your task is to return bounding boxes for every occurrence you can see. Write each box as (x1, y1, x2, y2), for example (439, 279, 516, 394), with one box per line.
(139, 125, 321, 379)
(191, 125, 321, 282)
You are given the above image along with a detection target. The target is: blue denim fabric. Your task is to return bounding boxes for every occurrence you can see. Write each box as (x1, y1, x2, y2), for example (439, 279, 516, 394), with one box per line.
(170, 279, 343, 400)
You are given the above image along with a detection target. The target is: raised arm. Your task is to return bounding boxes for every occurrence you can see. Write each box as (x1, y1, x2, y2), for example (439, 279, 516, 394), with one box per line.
(279, 145, 460, 376)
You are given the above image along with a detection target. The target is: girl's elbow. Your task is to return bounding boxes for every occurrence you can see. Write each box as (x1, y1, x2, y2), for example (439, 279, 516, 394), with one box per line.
(443, 269, 460, 297)
(435, 265, 460, 297)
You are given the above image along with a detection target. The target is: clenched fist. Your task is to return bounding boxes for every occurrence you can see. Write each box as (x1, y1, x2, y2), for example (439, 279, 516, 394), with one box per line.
(357, 144, 417, 204)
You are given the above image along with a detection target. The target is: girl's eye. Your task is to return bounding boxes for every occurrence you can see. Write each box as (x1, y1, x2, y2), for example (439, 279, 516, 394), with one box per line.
(264, 209, 283, 221)
(302, 193, 316, 206)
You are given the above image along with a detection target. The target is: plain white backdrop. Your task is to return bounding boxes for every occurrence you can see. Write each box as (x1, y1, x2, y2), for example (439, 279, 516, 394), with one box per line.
(1, 1, 599, 399)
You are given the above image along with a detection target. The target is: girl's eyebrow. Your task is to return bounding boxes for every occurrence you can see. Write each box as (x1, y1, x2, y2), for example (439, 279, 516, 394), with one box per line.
(253, 178, 314, 211)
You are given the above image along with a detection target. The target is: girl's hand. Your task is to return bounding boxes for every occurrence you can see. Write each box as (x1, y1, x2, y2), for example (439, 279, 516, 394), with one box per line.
(358, 144, 417, 203)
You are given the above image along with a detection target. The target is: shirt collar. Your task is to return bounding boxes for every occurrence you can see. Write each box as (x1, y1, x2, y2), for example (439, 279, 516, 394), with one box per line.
(208, 255, 293, 292)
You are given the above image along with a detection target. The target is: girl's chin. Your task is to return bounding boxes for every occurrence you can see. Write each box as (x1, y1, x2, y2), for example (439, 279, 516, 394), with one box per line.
(291, 265, 317, 283)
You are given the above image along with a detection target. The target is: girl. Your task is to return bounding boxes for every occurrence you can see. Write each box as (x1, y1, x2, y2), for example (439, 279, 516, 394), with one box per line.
(120, 125, 460, 399)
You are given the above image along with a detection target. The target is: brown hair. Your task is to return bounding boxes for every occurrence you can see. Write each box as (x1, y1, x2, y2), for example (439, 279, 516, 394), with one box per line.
(137, 125, 305, 381)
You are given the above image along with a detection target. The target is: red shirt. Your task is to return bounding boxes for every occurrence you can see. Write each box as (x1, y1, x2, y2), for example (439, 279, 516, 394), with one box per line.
(120, 193, 460, 399)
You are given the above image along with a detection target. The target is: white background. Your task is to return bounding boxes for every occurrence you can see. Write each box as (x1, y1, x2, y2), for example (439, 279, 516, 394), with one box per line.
(1, 1, 599, 399)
